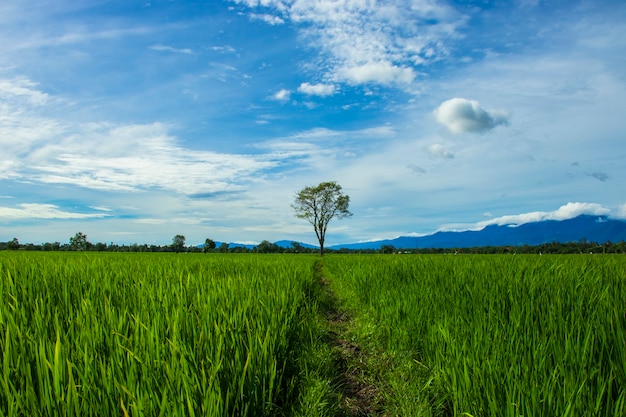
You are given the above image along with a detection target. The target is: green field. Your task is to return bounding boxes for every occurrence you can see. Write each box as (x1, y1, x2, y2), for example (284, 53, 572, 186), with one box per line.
(1, 252, 625, 416)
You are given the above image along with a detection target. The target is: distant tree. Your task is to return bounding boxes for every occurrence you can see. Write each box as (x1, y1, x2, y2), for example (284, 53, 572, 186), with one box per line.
(172, 235, 186, 253)
(292, 181, 352, 256)
(380, 244, 395, 254)
(69, 232, 89, 251)
(94, 242, 108, 252)
(7, 237, 20, 250)
(219, 242, 229, 253)
(204, 238, 216, 253)
(256, 240, 280, 253)
(290, 241, 305, 253)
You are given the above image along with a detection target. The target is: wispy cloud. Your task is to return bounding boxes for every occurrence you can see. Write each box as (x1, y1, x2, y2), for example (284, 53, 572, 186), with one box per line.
(1, 77, 280, 195)
(433, 98, 509, 134)
(211, 45, 237, 54)
(149, 44, 193, 54)
(249, 13, 284, 25)
(0, 77, 50, 105)
(28, 122, 279, 194)
(0, 203, 110, 220)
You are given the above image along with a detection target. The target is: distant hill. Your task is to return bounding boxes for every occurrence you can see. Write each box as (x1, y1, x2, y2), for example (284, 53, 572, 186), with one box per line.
(329, 215, 626, 250)
(198, 240, 316, 250)
(274, 240, 318, 249)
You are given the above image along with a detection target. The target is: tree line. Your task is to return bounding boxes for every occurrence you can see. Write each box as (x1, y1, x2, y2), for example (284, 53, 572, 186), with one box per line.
(0, 234, 318, 254)
(2, 234, 625, 254)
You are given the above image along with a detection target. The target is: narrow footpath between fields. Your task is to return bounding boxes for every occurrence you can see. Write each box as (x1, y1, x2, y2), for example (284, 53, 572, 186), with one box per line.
(313, 260, 386, 417)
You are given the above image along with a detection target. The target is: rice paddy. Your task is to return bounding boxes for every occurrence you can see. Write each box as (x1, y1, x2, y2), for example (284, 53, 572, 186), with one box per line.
(1, 252, 625, 416)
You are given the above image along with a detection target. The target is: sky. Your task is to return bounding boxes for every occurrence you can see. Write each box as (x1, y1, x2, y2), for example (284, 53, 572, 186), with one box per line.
(1, 0, 625, 246)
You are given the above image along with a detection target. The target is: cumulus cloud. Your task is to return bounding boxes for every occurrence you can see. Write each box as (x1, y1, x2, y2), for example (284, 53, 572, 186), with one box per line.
(426, 143, 454, 159)
(272, 88, 291, 101)
(0, 203, 110, 220)
(297, 82, 335, 96)
(433, 98, 509, 134)
(231, 0, 464, 88)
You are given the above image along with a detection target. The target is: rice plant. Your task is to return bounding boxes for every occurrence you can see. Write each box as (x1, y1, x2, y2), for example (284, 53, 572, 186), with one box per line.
(0, 252, 315, 416)
(324, 254, 626, 416)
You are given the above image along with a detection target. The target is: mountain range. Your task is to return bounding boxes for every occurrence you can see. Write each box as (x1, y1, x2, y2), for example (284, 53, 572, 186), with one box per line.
(212, 215, 626, 250)
(327, 215, 626, 250)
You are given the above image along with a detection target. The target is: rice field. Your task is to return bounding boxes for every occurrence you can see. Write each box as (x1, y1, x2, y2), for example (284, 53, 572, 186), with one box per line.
(324, 254, 626, 416)
(1, 252, 625, 416)
(0, 252, 317, 416)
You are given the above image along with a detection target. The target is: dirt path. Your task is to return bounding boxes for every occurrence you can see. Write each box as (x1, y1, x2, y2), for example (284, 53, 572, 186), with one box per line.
(320, 275, 386, 416)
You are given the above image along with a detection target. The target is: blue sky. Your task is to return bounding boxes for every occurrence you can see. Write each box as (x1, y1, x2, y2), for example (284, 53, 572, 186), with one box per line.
(1, 0, 625, 246)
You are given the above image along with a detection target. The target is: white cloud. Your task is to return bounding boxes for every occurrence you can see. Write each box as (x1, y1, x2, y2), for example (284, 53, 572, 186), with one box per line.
(211, 45, 237, 53)
(297, 82, 335, 96)
(339, 62, 415, 85)
(249, 13, 284, 25)
(26, 122, 279, 195)
(0, 77, 50, 105)
(272, 88, 291, 101)
(0, 203, 110, 220)
(149, 44, 193, 54)
(475, 202, 612, 228)
(0, 78, 282, 195)
(89, 206, 112, 212)
(232, 0, 464, 88)
(433, 98, 509, 134)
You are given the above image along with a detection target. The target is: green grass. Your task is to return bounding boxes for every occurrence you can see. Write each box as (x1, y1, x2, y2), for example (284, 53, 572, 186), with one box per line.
(0, 252, 321, 416)
(323, 254, 626, 416)
(2, 252, 625, 416)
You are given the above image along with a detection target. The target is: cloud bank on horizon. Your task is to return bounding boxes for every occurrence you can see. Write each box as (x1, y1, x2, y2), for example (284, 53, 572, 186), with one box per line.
(0, 0, 625, 245)
(436, 202, 623, 234)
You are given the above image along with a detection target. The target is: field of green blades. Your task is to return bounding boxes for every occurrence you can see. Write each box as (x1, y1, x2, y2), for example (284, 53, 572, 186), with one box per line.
(1, 252, 625, 416)
(323, 254, 626, 416)
(0, 252, 326, 416)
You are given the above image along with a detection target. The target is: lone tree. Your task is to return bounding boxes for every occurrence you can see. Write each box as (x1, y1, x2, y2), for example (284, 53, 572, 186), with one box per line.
(292, 181, 352, 256)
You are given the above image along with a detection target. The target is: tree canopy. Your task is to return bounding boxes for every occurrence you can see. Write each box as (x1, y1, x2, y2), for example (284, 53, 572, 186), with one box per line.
(292, 181, 352, 256)
(172, 235, 186, 253)
(70, 232, 89, 251)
